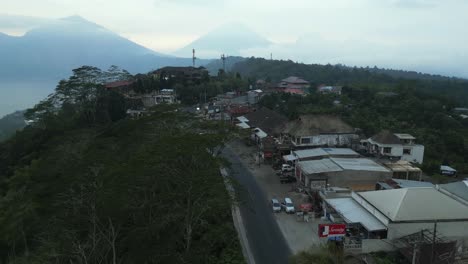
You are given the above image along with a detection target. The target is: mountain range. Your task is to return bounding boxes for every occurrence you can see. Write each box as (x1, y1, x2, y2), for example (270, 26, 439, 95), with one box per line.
(0, 15, 206, 81)
(174, 23, 272, 58)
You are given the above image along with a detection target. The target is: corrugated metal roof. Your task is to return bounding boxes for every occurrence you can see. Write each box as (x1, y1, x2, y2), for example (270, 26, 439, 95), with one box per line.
(358, 187, 468, 221)
(391, 179, 434, 188)
(440, 181, 468, 202)
(236, 122, 250, 129)
(326, 198, 387, 231)
(283, 154, 297, 161)
(322, 148, 359, 156)
(394, 133, 416, 140)
(297, 159, 343, 174)
(293, 148, 328, 159)
(237, 116, 249, 123)
(331, 158, 390, 172)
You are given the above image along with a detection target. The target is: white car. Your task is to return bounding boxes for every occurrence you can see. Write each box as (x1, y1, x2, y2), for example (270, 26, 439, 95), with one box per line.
(282, 197, 295, 214)
(271, 199, 281, 213)
(281, 164, 293, 172)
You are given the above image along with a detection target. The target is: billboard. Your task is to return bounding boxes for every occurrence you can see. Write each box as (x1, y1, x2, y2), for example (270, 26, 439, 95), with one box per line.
(318, 224, 346, 238)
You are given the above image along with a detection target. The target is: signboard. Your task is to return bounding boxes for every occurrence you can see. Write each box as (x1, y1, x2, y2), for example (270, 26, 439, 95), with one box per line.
(299, 203, 313, 212)
(318, 224, 346, 238)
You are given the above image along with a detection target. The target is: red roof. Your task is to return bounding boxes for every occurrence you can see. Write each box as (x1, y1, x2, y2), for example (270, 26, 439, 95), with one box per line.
(228, 105, 253, 115)
(105, 80, 134, 88)
(283, 88, 305, 95)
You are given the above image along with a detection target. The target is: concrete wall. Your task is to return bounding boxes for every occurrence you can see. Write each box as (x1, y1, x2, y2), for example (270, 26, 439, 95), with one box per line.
(325, 170, 392, 189)
(388, 222, 468, 243)
(295, 134, 358, 147)
(401, 145, 424, 164)
(361, 239, 395, 253)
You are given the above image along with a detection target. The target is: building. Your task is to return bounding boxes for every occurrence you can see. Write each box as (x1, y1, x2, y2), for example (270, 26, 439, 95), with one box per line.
(317, 85, 342, 95)
(438, 180, 468, 206)
(364, 131, 425, 164)
(279, 115, 359, 148)
(141, 89, 177, 107)
(283, 148, 360, 163)
(238, 107, 288, 136)
(247, 89, 263, 104)
(376, 178, 434, 190)
(105, 80, 135, 95)
(152, 66, 208, 83)
(382, 160, 423, 181)
(295, 157, 391, 190)
(275, 76, 310, 95)
(323, 187, 468, 256)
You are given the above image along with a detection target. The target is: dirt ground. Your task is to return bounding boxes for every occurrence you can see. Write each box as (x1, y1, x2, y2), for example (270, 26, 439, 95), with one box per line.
(227, 140, 327, 254)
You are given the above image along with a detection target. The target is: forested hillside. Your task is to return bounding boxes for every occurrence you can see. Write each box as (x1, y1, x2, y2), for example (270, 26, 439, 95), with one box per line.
(232, 58, 468, 104)
(0, 111, 26, 142)
(260, 86, 468, 176)
(0, 66, 243, 263)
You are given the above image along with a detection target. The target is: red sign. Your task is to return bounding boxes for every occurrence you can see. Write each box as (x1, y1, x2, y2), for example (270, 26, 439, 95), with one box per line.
(318, 224, 346, 238)
(299, 203, 313, 212)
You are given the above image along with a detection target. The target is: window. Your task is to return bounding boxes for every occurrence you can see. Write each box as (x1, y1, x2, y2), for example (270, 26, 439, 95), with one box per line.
(403, 148, 411, 155)
(383, 147, 392, 154)
(301, 138, 311, 144)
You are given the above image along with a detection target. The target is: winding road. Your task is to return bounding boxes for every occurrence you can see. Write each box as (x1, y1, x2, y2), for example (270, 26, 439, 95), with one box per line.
(222, 146, 292, 264)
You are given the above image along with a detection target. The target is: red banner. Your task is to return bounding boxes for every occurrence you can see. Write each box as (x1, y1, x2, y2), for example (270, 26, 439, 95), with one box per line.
(318, 224, 346, 238)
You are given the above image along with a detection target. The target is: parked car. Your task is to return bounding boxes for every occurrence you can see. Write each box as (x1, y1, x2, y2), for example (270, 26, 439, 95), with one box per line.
(281, 164, 293, 172)
(282, 197, 295, 214)
(271, 198, 281, 213)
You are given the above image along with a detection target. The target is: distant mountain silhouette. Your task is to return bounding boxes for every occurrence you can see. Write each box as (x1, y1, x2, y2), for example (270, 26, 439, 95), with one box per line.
(0, 15, 207, 81)
(174, 23, 272, 58)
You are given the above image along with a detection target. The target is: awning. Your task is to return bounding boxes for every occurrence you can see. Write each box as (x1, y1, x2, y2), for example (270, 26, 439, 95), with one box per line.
(325, 198, 387, 232)
(236, 122, 250, 129)
(254, 128, 267, 139)
(283, 154, 297, 162)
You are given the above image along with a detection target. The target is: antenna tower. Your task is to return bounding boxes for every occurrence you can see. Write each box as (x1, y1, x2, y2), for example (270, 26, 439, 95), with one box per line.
(192, 48, 196, 67)
(221, 54, 226, 72)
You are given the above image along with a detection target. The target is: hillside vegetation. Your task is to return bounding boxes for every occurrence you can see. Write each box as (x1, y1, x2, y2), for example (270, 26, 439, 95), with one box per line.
(0, 66, 244, 263)
(232, 58, 468, 104)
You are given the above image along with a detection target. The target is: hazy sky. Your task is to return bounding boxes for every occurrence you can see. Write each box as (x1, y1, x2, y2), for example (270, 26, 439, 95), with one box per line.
(2, 0, 468, 76)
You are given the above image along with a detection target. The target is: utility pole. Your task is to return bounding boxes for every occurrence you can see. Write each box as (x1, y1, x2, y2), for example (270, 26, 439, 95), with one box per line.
(192, 48, 196, 67)
(431, 220, 438, 264)
(221, 54, 226, 72)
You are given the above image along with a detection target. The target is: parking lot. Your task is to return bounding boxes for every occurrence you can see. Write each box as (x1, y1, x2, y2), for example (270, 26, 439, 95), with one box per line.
(227, 140, 326, 254)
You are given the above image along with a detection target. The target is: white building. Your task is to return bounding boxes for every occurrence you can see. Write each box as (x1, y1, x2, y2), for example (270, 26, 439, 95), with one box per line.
(141, 89, 177, 107)
(324, 187, 468, 255)
(279, 115, 359, 148)
(364, 131, 424, 164)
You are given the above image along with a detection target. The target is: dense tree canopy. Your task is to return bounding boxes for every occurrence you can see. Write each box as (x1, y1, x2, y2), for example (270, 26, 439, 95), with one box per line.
(0, 67, 244, 263)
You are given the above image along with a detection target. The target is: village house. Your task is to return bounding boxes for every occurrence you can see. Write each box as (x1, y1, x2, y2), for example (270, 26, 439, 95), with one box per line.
(247, 89, 263, 104)
(323, 187, 468, 259)
(317, 85, 342, 95)
(152, 66, 208, 83)
(275, 76, 310, 95)
(105, 80, 135, 96)
(278, 115, 359, 149)
(236, 108, 288, 142)
(141, 89, 177, 107)
(363, 130, 425, 164)
(295, 157, 391, 190)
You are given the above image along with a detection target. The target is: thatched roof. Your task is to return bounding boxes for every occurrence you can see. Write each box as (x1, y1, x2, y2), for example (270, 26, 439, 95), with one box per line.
(280, 115, 354, 137)
(244, 108, 288, 135)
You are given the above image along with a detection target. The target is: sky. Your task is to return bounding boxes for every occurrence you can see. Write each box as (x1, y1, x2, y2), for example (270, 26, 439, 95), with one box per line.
(1, 0, 468, 77)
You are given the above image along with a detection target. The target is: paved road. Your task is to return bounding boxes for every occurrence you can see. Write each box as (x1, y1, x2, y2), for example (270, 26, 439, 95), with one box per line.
(222, 147, 292, 264)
